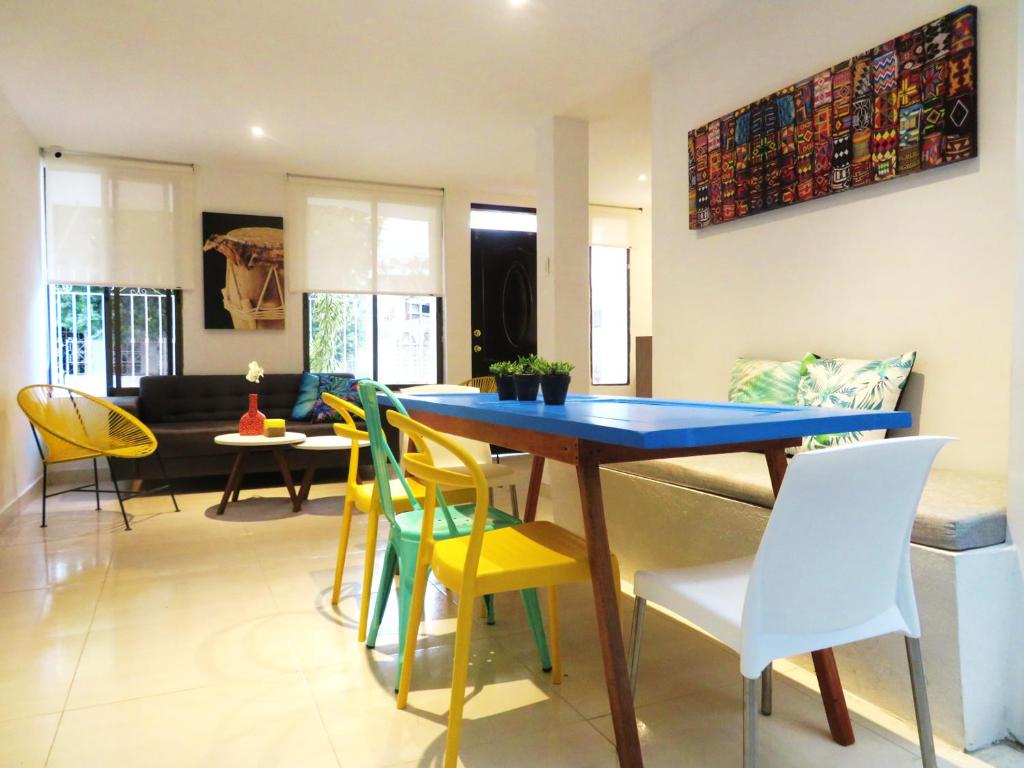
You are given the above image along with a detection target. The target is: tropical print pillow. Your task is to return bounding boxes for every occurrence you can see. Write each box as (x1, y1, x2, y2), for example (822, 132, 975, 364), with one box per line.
(291, 373, 360, 422)
(795, 351, 916, 451)
(728, 353, 817, 405)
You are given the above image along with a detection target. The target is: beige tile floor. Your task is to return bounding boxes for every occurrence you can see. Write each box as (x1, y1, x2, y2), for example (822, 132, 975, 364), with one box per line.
(1, 464, 1021, 768)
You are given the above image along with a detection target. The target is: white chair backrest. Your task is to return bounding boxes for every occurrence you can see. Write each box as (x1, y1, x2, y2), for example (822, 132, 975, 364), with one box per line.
(740, 436, 954, 677)
(399, 384, 493, 466)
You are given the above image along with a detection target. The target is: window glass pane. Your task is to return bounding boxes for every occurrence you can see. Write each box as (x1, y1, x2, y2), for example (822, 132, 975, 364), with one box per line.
(469, 208, 537, 233)
(377, 295, 438, 385)
(49, 284, 107, 395)
(307, 293, 374, 377)
(590, 247, 629, 385)
(116, 288, 175, 390)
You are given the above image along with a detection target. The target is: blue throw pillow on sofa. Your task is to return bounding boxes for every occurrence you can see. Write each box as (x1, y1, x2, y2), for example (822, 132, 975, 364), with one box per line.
(291, 373, 359, 421)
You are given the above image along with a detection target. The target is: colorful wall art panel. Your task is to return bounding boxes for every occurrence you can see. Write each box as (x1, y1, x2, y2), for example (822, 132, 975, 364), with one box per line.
(688, 5, 977, 230)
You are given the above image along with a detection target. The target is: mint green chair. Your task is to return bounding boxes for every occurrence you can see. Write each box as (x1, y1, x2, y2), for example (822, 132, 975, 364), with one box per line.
(356, 380, 552, 688)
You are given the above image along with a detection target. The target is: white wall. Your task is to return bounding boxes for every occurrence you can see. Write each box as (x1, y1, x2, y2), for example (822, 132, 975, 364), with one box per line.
(652, 0, 1019, 475)
(0, 88, 45, 518)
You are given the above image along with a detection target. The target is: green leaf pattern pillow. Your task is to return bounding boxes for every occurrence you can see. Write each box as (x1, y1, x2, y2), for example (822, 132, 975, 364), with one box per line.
(728, 353, 817, 405)
(795, 352, 916, 451)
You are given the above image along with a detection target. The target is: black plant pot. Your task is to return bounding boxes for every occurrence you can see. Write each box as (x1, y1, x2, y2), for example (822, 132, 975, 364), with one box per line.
(496, 375, 517, 401)
(541, 374, 571, 405)
(513, 374, 541, 401)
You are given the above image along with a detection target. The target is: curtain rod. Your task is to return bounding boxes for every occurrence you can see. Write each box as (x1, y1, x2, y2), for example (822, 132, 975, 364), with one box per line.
(286, 172, 443, 193)
(39, 148, 194, 169)
(589, 202, 644, 213)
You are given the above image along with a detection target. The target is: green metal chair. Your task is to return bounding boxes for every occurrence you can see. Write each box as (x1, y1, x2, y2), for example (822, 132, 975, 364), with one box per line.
(356, 380, 553, 689)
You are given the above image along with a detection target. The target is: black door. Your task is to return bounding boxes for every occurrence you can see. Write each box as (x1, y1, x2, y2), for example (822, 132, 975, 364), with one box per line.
(470, 228, 537, 377)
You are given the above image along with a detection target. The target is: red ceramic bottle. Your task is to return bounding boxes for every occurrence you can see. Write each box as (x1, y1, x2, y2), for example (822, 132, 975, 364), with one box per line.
(239, 393, 266, 436)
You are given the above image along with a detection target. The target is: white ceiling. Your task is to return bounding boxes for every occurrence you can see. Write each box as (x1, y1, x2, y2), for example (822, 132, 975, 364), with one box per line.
(0, 0, 727, 207)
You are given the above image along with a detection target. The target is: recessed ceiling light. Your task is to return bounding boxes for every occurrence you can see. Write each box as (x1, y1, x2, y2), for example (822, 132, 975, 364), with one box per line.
(250, 126, 265, 138)
(637, 173, 648, 182)
(509, 0, 527, 7)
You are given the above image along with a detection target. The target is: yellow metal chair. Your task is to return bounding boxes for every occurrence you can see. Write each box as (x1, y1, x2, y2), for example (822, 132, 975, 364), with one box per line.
(390, 409, 620, 768)
(16, 384, 178, 529)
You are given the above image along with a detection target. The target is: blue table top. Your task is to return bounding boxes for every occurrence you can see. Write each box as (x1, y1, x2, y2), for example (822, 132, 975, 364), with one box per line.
(397, 393, 912, 450)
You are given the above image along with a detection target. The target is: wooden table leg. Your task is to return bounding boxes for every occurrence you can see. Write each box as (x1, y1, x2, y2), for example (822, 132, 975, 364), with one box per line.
(577, 460, 644, 767)
(272, 447, 300, 512)
(217, 450, 245, 515)
(523, 455, 545, 523)
(764, 447, 855, 747)
(297, 457, 318, 508)
(231, 449, 248, 502)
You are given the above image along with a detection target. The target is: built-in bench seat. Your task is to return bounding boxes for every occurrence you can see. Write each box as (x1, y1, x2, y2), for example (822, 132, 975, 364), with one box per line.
(607, 452, 1007, 552)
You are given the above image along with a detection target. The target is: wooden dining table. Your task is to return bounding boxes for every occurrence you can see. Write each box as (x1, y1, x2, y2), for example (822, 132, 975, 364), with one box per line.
(397, 392, 911, 767)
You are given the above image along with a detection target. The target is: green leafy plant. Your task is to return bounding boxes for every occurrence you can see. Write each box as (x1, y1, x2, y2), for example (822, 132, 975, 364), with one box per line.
(514, 354, 546, 375)
(488, 360, 517, 377)
(542, 360, 575, 376)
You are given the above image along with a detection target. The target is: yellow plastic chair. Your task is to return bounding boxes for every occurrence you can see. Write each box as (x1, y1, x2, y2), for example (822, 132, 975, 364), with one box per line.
(323, 391, 429, 640)
(17, 384, 178, 529)
(390, 409, 620, 768)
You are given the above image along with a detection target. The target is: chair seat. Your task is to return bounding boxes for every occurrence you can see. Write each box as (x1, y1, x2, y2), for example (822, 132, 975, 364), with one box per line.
(634, 556, 754, 654)
(393, 502, 521, 544)
(350, 477, 427, 513)
(432, 521, 594, 595)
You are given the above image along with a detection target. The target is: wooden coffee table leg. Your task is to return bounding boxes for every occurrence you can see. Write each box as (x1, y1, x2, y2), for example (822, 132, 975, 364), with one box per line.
(764, 447, 855, 746)
(231, 449, 249, 502)
(577, 460, 643, 767)
(297, 456, 318, 508)
(523, 455, 545, 523)
(218, 450, 245, 515)
(272, 447, 300, 512)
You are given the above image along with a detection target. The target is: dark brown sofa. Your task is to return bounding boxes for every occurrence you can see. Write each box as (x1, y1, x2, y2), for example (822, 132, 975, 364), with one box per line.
(110, 373, 381, 482)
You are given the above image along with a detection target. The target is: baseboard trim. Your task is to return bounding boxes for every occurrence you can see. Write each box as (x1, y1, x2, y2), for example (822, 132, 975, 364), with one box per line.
(0, 474, 42, 537)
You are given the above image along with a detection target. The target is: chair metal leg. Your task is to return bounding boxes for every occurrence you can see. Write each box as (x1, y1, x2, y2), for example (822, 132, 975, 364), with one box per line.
(760, 663, 773, 716)
(40, 464, 47, 528)
(488, 487, 494, 507)
(906, 636, 938, 768)
(628, 596, 646, 697)
(510, 483, 519, 518)
(92, 458, 101, 510)
(106, 457, 131, 531)
(155, 453, 179, 511)
(744, 676, 759, 768)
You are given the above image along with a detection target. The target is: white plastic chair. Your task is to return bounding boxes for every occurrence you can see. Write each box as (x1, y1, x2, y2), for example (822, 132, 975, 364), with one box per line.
(628, 436, 954, 768)
(400, 384, 519, 516)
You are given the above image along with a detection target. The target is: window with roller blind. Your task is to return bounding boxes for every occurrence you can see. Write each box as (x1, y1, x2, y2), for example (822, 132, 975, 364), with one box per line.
(590, 212, 632, 386)
(288, 177, 445, 384)
(43, 155, 193, 395)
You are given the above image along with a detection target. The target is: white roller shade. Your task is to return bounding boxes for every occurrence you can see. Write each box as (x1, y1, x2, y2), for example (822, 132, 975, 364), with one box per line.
(287, 176, 444, 295)
(45, 156, 195, 288)
(590, 210, 635, 248)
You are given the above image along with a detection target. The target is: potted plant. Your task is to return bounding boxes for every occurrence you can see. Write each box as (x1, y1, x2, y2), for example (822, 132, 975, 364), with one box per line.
(512, 354, 545, 401)
(540, 360, 574, 405)
(239, 360, 266, 435)
(489, 361, 518, 400)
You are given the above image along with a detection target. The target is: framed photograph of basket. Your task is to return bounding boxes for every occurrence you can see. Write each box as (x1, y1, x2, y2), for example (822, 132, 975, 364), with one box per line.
(688, 5, 978, 229)
(202, 212, 286, 330)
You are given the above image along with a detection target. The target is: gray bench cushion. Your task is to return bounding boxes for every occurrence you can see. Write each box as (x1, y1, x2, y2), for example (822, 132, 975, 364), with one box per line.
(607, 452, 1007, 552)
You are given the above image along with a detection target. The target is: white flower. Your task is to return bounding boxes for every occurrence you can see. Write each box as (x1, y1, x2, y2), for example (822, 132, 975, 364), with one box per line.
(245, 361, 265, 383)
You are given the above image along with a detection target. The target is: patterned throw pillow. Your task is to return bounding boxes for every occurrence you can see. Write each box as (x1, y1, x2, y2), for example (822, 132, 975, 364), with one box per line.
(291, 373, 360, 422)
(728, 353, 817, 405)
(795, 351, 916, 451)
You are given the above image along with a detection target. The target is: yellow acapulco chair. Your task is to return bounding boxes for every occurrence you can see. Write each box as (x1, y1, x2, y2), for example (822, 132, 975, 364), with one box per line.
(17, 384, 178, 530)
(390, 409, 620, 768)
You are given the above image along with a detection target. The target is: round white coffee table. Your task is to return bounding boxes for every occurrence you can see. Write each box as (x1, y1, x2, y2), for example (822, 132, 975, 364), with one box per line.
(292, 435, 370, 509)
(213, 432, 307, 514)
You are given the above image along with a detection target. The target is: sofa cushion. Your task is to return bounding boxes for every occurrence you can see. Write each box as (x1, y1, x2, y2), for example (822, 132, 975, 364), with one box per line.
(139, 374, 306, 423)
(606, 451, 1007, 552)
(728, 353, 816, 405)
(794, 352, 916, 451)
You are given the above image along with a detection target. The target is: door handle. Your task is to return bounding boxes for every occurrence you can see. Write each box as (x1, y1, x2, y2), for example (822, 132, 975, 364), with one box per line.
(473, 345, 482, 353)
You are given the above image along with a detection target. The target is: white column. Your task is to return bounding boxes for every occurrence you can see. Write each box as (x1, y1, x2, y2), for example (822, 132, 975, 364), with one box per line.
(536, 116, 590, 373)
